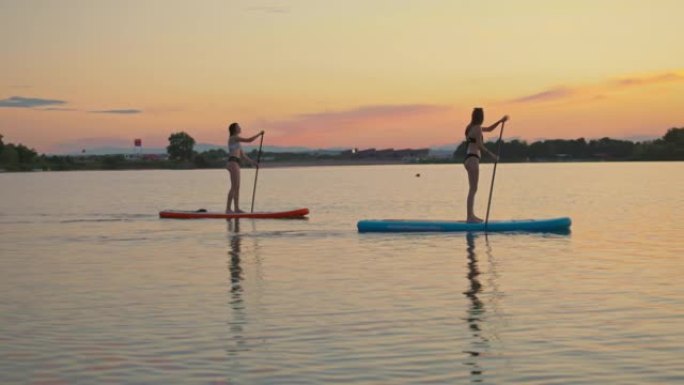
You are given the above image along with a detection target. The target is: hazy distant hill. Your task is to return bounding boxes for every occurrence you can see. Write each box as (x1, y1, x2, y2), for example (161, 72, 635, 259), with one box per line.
(62, 143, 347, 156)
(56, 135, 660, 156)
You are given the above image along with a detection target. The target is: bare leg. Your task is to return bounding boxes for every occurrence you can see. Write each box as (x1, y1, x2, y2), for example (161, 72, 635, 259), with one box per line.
(232, 164, 242, 212)
(226, 167, 234, 212)
(226, 163, 241, 212)
(464, 158, 483, 223)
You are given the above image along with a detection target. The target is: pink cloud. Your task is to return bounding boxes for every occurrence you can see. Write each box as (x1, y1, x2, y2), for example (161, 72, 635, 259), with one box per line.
(509, 87, 573, 104)
(296, 104, 448, 122)
(506, 70, 684, 105)
(613, 72, 683, 87)
(258, 104, 456, 148)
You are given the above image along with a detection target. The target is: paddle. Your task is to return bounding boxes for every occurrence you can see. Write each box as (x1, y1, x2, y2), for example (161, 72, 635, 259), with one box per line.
(250, 132, 265, 213)
(484, 120, 505, 232)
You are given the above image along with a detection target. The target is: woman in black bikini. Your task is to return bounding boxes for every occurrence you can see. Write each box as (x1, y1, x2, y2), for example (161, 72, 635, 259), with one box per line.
(464, 108, 508, 223)
(226, 122, 264, 213)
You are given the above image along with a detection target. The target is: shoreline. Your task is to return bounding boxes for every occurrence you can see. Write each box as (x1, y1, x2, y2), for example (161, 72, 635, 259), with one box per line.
(1, 159, 682, 173)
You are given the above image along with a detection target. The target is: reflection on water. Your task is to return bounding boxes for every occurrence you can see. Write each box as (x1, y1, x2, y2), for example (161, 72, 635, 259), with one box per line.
(1, 164, 682, 384)
(463, 232, 496, 383)
(228, 219, 243, 295)
(226, 219, 246, 356)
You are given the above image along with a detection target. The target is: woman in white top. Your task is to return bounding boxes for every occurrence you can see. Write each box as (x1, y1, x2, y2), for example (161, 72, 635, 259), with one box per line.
(463, 108, 508, 223)
(226, 122, 264, 213)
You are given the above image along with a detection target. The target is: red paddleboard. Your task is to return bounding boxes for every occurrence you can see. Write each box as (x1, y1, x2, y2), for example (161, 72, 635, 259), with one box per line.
(159, 208, 309, 219)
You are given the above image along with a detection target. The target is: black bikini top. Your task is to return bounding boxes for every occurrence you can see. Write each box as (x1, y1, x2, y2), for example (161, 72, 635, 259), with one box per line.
(465, 126, 477, 143)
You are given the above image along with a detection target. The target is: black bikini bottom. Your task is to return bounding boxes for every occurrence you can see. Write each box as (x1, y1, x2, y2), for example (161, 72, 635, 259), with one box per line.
(464, 153, 480, 162)
(228, 156, 240, 163)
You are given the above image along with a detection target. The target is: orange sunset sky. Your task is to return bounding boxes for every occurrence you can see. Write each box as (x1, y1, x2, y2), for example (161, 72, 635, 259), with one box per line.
(1, 0, 682, 153)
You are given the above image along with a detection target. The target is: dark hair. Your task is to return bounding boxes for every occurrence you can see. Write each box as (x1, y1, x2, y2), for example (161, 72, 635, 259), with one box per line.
(465, 108, 484, 136)
(470, 108, 484, 126)
(228, 122, 239, 136)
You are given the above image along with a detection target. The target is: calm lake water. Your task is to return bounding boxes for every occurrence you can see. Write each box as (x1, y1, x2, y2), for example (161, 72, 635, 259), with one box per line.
(1, 162, 682, 384)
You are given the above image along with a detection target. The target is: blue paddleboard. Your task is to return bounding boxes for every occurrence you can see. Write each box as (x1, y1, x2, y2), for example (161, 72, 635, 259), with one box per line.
(357, 217, 571, 233)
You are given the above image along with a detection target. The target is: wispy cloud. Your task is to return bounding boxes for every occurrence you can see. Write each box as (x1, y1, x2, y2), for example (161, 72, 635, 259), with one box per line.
(41, 107, 77, 111)
(89, 109, 142, 114)
(294, 104, 449, 124)
(613, 72, 683, 87)
(508, 70, 684, 104)
(264, 104, 452, 135)
(509, 87, 573, 103)
(258, 104, 455, 147)
(0, 97, 146, 114)
(0, 96, 66, 108)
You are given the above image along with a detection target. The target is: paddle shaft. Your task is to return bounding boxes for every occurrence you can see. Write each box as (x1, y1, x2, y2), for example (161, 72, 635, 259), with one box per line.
(250, 133, 264, 213)
(484, 121, 505, 231)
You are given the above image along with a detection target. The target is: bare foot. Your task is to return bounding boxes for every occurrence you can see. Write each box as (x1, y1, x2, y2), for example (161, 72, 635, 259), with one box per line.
(467, 216, 483, 223)
(226, 209, 234, 214)
(234, 209, 245, 213)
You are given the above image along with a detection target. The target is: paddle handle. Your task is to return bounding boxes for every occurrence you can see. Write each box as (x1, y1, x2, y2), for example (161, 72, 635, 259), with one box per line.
(484, 121, 505, 231)
(250, 132, 264, 213)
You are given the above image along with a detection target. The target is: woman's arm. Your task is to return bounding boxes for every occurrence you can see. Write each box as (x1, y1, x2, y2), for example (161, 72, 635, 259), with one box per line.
(483, 115, 509, 132)
(238, 130, 265, 142)
(474, 127, 498, 160)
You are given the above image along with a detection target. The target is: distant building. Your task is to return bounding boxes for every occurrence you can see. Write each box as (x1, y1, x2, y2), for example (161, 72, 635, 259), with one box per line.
(395, 148, 429, 160)
(142, 153, 167, 161)
(124, 153, 168, 160)
(356, 148, 377, 158)
(340, 147, 429, 161)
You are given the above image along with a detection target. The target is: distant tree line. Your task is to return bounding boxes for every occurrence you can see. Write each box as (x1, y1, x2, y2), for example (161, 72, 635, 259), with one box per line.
(1, 127, 682, 172)
(453, 127, 684, 162)
(166, 131, 261, 168)
(0, 134, 39, 171)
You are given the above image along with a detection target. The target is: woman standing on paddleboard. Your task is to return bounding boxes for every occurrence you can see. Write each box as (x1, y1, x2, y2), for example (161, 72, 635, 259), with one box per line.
(464, 108, 508, 223)
(226, 123, 264, 213)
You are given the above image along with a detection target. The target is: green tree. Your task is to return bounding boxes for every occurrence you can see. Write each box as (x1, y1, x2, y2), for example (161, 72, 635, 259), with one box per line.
(193, 152, 209, 168)
(589, 137, 635, 158)
(655, 127, 684, 160)
(501, 139, 529, 161)
(0, 144, 18, 165)
(15, 144, 37, 164)
(167, 132, 195, 161)
(663, 127, 684, 145)
(101, 155, 126, 169)
(201, 148, 227, 161)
